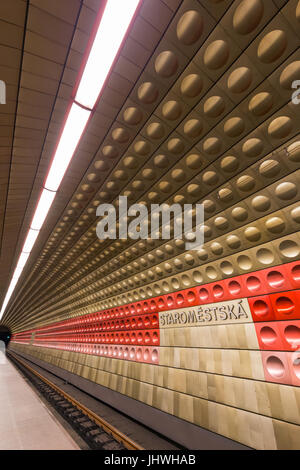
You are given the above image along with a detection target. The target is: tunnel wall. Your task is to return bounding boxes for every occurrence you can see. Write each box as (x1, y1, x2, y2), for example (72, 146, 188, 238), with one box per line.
(9, 259, 300, 450)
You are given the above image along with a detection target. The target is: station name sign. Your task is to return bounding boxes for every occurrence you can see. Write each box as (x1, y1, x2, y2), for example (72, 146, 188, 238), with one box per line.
(159, 298, 251, 328)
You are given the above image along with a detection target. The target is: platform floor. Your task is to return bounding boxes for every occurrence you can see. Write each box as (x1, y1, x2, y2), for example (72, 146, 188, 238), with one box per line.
(0, 350, 79, 450)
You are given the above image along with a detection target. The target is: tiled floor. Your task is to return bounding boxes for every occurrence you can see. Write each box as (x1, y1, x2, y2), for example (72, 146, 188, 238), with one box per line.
(0, 351, 79, 450)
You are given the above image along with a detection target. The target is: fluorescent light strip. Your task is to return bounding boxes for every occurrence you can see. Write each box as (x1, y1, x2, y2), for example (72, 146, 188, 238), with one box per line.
(31, 189, 57, 230)
(45, 104, 91, 192)
(75, 0, 141, 109)
(22, 229, 40, 253)
(0, 253, 30, 315)
(0, 0, 140, 319)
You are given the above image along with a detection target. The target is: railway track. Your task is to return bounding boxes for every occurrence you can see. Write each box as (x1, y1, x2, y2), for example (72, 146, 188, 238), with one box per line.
(7, 351, 143, 451)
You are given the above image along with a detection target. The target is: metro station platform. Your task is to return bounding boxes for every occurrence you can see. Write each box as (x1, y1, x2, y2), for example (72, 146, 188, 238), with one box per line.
(0, 350, 79, 450)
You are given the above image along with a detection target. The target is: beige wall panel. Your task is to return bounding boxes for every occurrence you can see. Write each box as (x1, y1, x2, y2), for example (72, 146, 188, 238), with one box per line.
(160, 323, 260, 349)
(272, 419, 300, 450)
(11, 343, 300, 433)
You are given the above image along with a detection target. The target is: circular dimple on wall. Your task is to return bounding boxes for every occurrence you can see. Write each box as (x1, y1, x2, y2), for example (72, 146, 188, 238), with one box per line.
(204, 40, 229, 70)
(237, 255, 253, 270)
(260, 326, 278, 346)
(162, 100, 182, 120)
(279, 240, 300, 258)
(226, 235, 241, 250)
(265, 217, 285, 234)
(181, 74, 203, 98)
(112, 127, 129, 143)
(147, 122, 165, 139)
(266, 356, 285, 378)
(123, 156, 138, 169)
(134, 140, 150, 155)
(171, 168, 185, 182)
(176, 10, 203, 45)
(233, 0, 264, 35)
(197, 248, 208, 262)
(154, 154, 169, 168)
(246, 275, 261, 292)
(275, 296, 295, 316)
(187, 183, 201, 197)
(185, 153, 203, 170)
(242, 138, 264, 158)
(232, 206, 248, 222)
(199, 288, 209, 301)
(214, 216, 229, 230)
(181, 274, 191, 287)
(228, 280, 241, 295)
(138, 82, 159, 104)
(203, 199, 216, 214)
(268, 116, 293, 139)
(237, 175, 255, 192)
(259, 159, 280, 178)
(252, 299, 269, 317)
(210, 242, 223, 255)
(131, 180, 143, 191)
(257, 30, 287, 64)
(187, 290, 196, 303)
(94, 159, 108, 171)
(152, 349, 158, 363)
(155, 51, 178, 77)
(204, 96, 225, 118)
(224, 117, 245, 137)
(102, 145, 119, 159)
(162, 281, 170, 292)
(287, 141, 300, 162)
(249, 92, 273, 116)
(158, 181, 172, 193)
(206, 266, 218, 280)
(184, 119, 203, 138)
(256, 248, 275, 265)
(280, 61, 300, 89)
(218, 188, 233, 202)
(87, 173, 100, 182)
(202, 170, 219, 186)
(251, 195, 271, 212)
(203, 137, 222, 155)
(228, 67, 252, 93)
(193, 270, 203, 283)
(291, 206, 300, 223)
(292, 356, 300, 379)
(220, 261, 234, 276)
(267, 270, 284, 288)
(213, 284, 224, 299)
(221, 156, 239, 173)
(284, 325, 300, 347)
(185, 254, 194, 265)
(168, 138, 184, 154)
(123, 107, 143, 125)
(275, 182, 297, 201)
(114, 169, 127, 180)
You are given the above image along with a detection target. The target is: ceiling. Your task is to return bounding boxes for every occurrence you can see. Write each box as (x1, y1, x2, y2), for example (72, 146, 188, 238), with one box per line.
(0, 0, 300, 332)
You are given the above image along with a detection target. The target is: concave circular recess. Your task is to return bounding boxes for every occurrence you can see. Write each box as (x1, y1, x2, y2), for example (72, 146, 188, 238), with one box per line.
(284, 325, 300, 347)
(275, 296, 295, 316)
(292, 356, 300, 379)
(266, 356, 285, 378)
(252, 300, 269, 318)
(260, 326, 278, 346)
